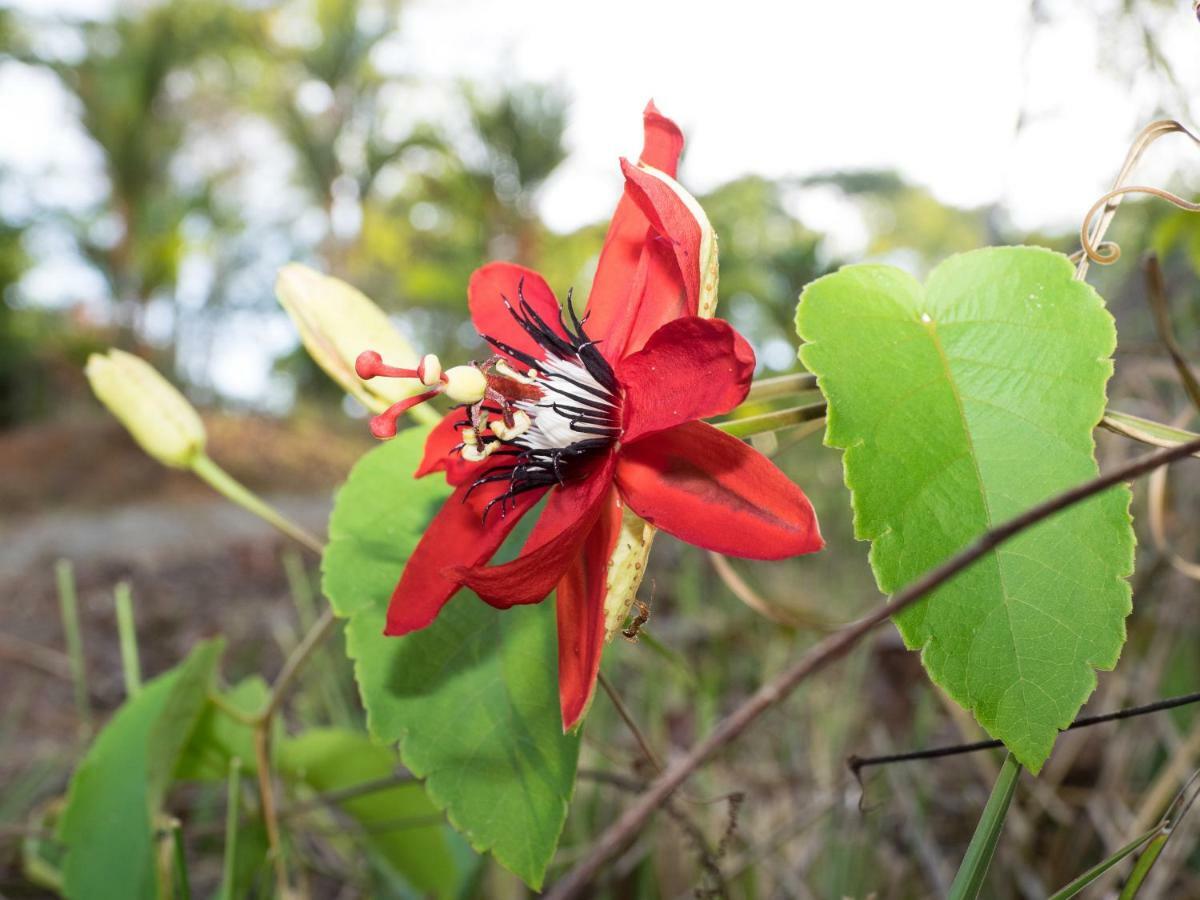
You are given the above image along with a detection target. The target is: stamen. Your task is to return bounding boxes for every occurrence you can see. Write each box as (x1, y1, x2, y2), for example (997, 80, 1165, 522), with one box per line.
(418, 354, 443, 386)
(490, 410, 532, 441)
(462, 441, 500, 462)
(495, 359, 538, 385)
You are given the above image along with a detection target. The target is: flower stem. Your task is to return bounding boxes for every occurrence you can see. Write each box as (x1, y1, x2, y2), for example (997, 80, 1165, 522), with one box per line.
(189, 454, 324, 555)
(55, 559, 92, 735)
(744, 372, 818, 403)
(113, 581, 142, 698)
(715, 401, 827, 439)
(948, 752, 1022, 899)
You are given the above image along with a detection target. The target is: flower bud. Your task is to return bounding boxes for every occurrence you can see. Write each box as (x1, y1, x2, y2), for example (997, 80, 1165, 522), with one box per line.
(275, 263, 424, 412)
(85, 349, 206, 469)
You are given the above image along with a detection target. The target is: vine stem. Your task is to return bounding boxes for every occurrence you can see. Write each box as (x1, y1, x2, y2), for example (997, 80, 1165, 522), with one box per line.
(253, 726, 289, 896)
(545, 434, 1200, 900)
(848, 690, 1200, 774)
(743, 372, 818, 403)
(714, 401, 826, 438)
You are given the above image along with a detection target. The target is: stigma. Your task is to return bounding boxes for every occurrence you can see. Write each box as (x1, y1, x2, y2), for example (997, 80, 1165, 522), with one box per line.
(357, 280, 622, 518)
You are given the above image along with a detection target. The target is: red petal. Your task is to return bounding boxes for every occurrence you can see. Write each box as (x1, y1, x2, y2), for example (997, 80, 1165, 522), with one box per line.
(456, 454, 616, 609)
(384, 479, 545, 635)
(557, 488, 623, 731)
(615, 422, 824, 559)
(415, 412, 475, 486)
(619, 159, 703, 314)
(468, 262, 562, 365)
(618, 317, 756, 444)
(639, 100, 684, 176)
(585, 106, 688, 359)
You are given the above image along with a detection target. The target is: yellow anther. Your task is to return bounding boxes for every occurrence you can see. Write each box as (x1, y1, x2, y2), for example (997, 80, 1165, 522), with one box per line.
(490, 409, 532, 441)
(495, 359, 538, 385)
(419, 354, 443, 386)
(461, 441, 499, 462)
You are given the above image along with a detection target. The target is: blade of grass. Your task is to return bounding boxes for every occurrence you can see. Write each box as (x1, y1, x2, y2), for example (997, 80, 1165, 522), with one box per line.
(1047, 826, 1162, 899)
(170, 821, 192, 900)
(219, 758, 242, 900)
(113, 581, 142, 698)
(55, 560, 92, 734)
(1118, 834, 1169, 899)
(948, 752, 1022, 900)
(1118, 768, 1200, 899)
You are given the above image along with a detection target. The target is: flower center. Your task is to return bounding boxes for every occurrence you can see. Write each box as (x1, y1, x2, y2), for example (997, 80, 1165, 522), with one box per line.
(357, 280, 621, 518)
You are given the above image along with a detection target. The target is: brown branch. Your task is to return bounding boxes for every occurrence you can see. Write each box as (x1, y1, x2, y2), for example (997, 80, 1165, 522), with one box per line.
(546, 434, 1200, 900)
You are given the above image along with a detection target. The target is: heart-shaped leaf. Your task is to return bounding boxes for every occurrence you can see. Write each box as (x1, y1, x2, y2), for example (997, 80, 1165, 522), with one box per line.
(322, 427, 579, 888)
(797, 246, 1134, 771)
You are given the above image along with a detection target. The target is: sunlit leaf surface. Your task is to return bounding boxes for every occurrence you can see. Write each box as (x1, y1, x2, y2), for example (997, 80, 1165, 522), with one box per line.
(797, 246, 1134, 770)
(323, 428, 579, 888)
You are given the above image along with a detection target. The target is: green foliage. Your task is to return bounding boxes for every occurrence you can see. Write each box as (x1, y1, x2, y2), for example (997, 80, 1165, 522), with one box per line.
(57, 639, 223, 900)
(175, 676, 268, 781)
(322, 427, 581, 888)
(702, 176, 830, 352)
(797, 247, 1135, 770)
(279, 728, 460, 896)
(40, 0, 257, 308)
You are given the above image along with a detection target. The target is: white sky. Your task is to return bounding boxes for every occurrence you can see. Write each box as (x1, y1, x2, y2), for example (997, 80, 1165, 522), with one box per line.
(393, 0, 1200, 235)
(2, 0, 1199, 402)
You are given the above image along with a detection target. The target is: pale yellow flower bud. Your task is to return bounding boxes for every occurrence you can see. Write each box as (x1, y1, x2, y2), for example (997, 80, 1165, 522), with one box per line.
(85, 349, 206, 469)
(275, 263, 425, 413)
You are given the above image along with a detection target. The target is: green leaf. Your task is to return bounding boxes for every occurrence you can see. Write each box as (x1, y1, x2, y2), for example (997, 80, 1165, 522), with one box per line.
(797, 247, 1134, 771)
(279, 728, 459, 896)
(175, 676, 268, 782)
(57, 639, 224, 900)
(322, 427, 580, 889)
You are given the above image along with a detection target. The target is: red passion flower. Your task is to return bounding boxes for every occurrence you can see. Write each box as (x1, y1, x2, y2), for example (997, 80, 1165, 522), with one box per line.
(357, 103, 824, 730)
